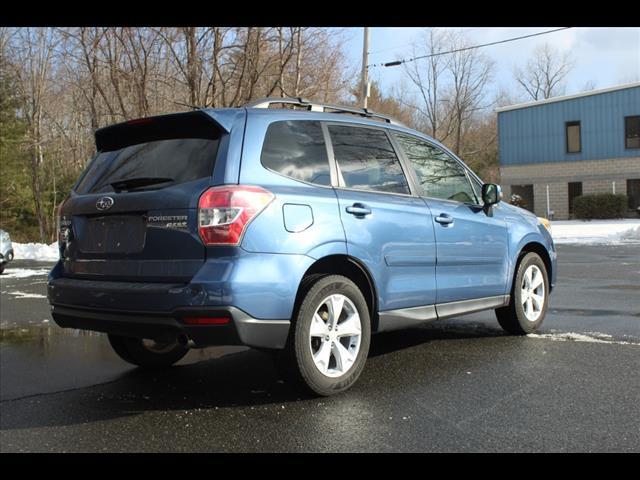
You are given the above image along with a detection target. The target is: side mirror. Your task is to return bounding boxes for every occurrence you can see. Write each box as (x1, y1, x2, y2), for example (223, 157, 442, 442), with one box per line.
(482, 183, 502, 206)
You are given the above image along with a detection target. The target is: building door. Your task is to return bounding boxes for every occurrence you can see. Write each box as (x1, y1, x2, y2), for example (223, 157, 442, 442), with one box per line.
(568, 182, 583, 216)
(628, 179, 640, 210)
(511, 184, 534, 213)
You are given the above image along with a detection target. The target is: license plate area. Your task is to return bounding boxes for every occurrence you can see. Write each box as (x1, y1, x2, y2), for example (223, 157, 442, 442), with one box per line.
(76, 215, 146, 254)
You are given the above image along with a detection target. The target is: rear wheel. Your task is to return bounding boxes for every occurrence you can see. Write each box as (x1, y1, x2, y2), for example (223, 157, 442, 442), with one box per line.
(276, 275, 371, 396)
(496, 252, 549, 335)
(107, 334, 189, 368)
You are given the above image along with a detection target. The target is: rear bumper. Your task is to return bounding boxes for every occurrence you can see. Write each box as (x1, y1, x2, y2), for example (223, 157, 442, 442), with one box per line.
(50, 303, 290, 349)
(47, 250, 313, 349)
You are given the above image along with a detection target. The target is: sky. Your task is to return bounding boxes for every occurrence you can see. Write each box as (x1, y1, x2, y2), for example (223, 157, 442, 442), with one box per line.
(341, 27, 640, 105)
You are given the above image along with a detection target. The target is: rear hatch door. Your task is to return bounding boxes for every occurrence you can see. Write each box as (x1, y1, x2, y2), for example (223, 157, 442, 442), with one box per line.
(60, 111, 225, 282)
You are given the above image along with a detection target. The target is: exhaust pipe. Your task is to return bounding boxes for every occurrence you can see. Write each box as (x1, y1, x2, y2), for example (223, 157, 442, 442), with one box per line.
(177, 333, 197, 349)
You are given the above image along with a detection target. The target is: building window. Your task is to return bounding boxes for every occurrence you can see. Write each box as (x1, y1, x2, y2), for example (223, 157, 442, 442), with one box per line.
(510, 184, 534, 213)
(568, 181, 582, 215)
(628, 179, 640, 209)
(566, 121, 581, 153)
(625, 116, 640, 149)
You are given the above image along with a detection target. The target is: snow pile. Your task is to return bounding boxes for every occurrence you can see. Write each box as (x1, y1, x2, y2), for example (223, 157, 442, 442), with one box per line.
(1, 268, 51, 279)
(12, 242, 59, 261)
(551, 219, 640, 245)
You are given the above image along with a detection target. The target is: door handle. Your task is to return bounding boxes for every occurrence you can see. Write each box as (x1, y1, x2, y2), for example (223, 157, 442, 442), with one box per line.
(435, 213, 454, 225)
(346, 203, 371, 217)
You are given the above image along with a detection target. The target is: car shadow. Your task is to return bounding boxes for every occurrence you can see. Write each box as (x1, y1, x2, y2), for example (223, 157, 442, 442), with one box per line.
(0, 319, 510, 431)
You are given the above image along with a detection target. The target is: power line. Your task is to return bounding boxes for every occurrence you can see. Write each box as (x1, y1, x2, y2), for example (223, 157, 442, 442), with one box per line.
(368, 27, 572, 68)
(367, 27, 486, 56)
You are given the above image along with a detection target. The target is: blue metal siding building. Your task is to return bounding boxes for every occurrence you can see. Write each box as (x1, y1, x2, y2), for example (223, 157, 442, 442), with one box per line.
(497, 83, 640, 219)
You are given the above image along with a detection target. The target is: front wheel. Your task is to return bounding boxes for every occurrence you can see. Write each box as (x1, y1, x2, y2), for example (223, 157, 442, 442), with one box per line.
(496, 252, 549, 335)
(107, 334, 189, 368)
(277, 275, 371, 396)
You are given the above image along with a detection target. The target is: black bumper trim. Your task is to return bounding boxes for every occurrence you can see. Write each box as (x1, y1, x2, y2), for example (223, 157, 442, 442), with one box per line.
(50, 304, 290, 349)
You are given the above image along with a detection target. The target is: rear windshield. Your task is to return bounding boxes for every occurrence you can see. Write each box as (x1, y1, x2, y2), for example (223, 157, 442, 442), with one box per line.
(76, 137, 220, 194)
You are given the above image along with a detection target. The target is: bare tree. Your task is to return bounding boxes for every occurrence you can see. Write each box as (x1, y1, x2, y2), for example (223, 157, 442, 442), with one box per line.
(9, 28, 58, 241)
(445, 32, 494, 155)
(514, 43, 573, 101)
(404, 28, 451, 140)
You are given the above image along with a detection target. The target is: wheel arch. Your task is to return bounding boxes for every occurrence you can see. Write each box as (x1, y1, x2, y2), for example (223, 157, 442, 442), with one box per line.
(294, 254, 379, 332)
(512, 241, 553, 293)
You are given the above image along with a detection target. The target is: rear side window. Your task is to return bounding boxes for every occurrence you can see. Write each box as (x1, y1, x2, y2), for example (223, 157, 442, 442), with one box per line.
(394, 133, 478, 204)
(328, 125, 410, 194)
(76, 138, 220, 194)
(260, 121, 331, 186)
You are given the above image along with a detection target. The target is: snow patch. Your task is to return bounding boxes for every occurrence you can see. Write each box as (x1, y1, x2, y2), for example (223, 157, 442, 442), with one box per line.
(0, 268, 51, 279)
(4, 290, 47, 299)
(12, 242, 59, 261)
(551, 220, 640, 245)
(527, 331, 640, 346)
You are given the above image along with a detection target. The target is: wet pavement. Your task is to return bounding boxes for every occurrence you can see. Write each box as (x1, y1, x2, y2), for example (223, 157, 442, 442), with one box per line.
(0, 245, 639, 452)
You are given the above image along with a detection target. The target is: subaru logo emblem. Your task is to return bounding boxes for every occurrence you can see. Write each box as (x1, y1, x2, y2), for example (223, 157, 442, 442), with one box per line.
(96, 196, 114, 211)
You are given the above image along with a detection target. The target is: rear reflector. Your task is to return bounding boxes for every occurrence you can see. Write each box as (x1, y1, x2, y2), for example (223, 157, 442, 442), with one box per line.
(198, 185, 274, 246)
(182, 316, 230, 325)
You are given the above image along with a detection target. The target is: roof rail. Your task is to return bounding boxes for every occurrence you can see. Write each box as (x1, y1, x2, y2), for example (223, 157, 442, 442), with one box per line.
(243, 97, 405, 126)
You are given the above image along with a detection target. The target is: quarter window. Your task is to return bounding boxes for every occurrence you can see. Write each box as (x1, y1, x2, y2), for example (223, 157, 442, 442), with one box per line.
(625, 116, 640, 149)
(260, 121, 331, 186)
(394, 133, 478, 204)
(328, 125, 410, 195)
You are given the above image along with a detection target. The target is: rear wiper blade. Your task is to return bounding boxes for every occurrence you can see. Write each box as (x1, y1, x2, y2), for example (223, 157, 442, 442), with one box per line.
(109, 177, 174, 192)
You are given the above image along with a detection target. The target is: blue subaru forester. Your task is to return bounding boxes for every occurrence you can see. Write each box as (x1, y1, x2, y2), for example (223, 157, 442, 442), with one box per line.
(48, 97, 557, 396)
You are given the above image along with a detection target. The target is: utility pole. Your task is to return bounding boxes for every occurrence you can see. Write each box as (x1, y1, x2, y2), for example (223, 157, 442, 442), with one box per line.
(360, 27, 370, 109)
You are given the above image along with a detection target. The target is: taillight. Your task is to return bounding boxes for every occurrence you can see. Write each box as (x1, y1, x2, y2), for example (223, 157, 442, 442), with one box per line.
(57, 197, 71, 246)
(198, 185, 274, 246)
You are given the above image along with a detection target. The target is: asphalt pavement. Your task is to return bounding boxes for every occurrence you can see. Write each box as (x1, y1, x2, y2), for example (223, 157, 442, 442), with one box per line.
(0, 244, 638, 452)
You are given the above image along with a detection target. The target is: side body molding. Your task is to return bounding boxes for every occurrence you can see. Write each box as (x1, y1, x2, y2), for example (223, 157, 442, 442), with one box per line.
(377, 295, 510, 332)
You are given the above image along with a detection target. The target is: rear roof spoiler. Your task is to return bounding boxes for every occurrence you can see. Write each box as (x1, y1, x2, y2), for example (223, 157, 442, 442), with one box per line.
(95, 110, 233, 152)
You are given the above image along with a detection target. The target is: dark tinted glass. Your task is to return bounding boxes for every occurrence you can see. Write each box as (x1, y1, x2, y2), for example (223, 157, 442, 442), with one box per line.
(395, 133, 477, 204)
(625, 116, 640, 149)
(328, 125, 409, 194)
(76, 138, 219, 194)
(261, 121, 331, 186)
(566, 121, 581, 153)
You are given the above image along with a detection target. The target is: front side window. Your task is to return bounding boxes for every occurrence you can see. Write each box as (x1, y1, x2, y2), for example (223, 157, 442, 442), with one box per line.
(394, 133, 478, 204)
(625, 116, 640, 149)
(260, 120, 331, 186)
(566, 121, 581, 153)
(328, 125, 410, 194)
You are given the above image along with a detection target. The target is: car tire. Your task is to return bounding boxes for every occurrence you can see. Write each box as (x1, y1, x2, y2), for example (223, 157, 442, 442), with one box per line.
(0, 264, 4, 275)
(6, 251, 13, 262)
(276, 275, 371, 396)
(495, 252, 549, 335)
(107, 334, 189, 368)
